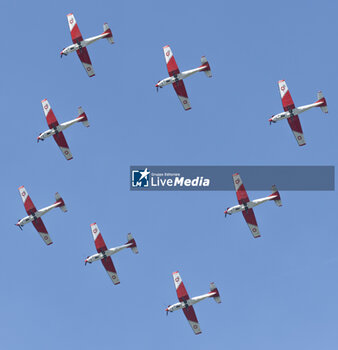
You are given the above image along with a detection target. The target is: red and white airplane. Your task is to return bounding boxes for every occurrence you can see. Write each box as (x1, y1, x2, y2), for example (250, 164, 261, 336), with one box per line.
(224, 173, 282, 238)
(38, 99, 89, 160)
(166, 271, 221, 335)
(156, 45, 212, 110)
(269, 80, 328, 146)
(60, 13, 114, 77)
(16, 186, 67, 245)
(85, 223, 138, 285)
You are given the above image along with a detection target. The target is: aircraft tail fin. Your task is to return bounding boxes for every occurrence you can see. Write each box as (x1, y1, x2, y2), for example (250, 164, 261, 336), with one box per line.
(270, 185, 282, 207)
(55, 192, 67, 212)
(127, 233, 138, 254)
(201, 56, 212, 78)
(210, 282, 221, 304)
(77, 107, 89, 127)
(103, 23, 114, 44)
(316, 91, 328, 114)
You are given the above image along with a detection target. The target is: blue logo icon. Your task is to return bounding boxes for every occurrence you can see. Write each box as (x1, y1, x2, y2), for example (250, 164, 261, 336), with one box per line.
(131, 168, 150, 188)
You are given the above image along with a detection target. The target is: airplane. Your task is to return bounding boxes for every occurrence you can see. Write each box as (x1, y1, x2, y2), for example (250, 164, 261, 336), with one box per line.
(166, 271, 221, 335)
(85, 223, 138, 285)
(38, 99, 89, 160)
(156, 45, 212, 110)
(16, 186, 67, 245)
(224, 173, 282, 238)
(60, 13, 114, 77)
(269, 80, 328, 146)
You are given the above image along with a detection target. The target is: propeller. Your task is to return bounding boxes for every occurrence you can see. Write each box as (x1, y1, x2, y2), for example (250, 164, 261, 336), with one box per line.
(224, 212, 227, 218)
(16, 223, 22, 231)
(156, 86, 158, 92)
(166, 305, 171, 316)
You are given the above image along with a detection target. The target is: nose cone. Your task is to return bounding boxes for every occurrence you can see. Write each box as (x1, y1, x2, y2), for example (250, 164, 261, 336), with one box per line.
(155, 82, 159, 87)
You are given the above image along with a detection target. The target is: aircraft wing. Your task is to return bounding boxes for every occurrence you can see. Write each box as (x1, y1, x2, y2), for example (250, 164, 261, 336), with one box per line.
(66, 13, 95, 77)
(278, 80, 305, 146)
(76, 48, 95, 78)
(18, 186, 37, 215)
(67, 13, 83, 43)
(287, 116, 306, 146)
(182, 305, 202, 335)
(32, 218, 53, 245)
(172, 271, 201, 334)
(101, 256, 120, 285)
(278, 80, 295, 111)
(91, 223, 108, 252)
(173, 80, 191, 110)
(242, 208, 260, 238)
(173, 271, 190, 301)
(53, 132, 73, 160)
(232, 173, 250, 204)
(163, 45, 180, 76)
(41, 99, 59, 129)
(90, 223, 120, 284)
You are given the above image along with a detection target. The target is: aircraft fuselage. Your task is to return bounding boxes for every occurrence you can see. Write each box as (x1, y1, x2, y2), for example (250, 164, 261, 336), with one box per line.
(61, 33, 109, 56)
(86, 243, 132, 264)
(226, 194, 277, 215)
(167, 291, 216, 313)
(38, 116, 85, 141)
(270, 101, 323, 123)
(156, 65, 207, 88)
(17, 202, 61, 227)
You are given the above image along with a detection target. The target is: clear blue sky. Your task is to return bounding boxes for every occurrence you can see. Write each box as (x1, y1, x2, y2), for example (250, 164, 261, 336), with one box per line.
(1, 0, 337, 349)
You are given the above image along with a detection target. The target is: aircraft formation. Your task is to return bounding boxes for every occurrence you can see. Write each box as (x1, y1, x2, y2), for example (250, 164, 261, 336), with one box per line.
(15, 12, 331, 336)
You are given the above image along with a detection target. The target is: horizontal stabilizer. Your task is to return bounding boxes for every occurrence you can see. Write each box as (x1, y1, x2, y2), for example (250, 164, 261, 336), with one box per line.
(103, 23, 114, 44)
(271, 185, 282, 207)
(55, 192, 67, 212)
(127, 233, 138, 254)
(201, 56, 212, 78)
(316, 91, 328, 114)
(210, 282, 221, 304)
(78, 107, 89, 127)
